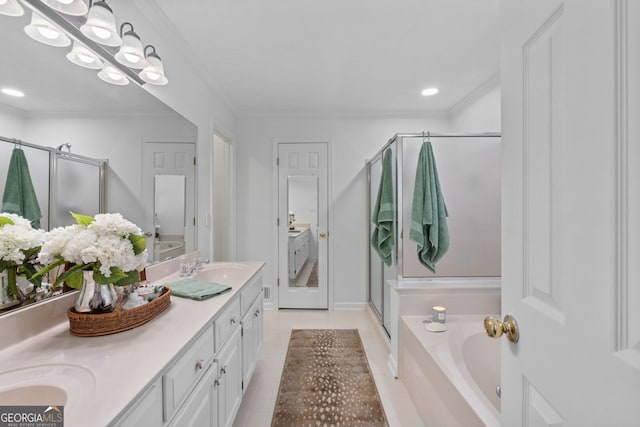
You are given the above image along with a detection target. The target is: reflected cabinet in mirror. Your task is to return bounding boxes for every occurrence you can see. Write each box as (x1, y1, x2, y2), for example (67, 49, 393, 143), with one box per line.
(0, 6, 198, 316)
(287, 175, 319, 288)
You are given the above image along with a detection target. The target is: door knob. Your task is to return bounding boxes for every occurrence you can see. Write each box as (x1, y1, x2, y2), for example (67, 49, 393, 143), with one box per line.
(319, 232, 327, 238)
(484, 315, 519, 343)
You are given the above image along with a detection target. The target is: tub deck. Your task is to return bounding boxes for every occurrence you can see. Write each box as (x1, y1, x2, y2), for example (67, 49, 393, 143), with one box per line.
(400, 314, 501, 427)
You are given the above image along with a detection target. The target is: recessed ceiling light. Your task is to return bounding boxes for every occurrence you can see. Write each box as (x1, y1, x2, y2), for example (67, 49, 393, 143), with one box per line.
(1, 88, 25, 97)
(421, 87, 439, 97)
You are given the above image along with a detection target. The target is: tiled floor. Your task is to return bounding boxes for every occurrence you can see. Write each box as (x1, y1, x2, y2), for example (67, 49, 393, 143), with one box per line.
(233, 309, 422, 427)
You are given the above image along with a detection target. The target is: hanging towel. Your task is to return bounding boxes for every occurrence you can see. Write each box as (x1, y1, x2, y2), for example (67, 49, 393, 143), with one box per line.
(409, 141, 449, 272)
(371, 149, 394, 266)
(165, 278, 232, 300)
(2, 148, 42, 229)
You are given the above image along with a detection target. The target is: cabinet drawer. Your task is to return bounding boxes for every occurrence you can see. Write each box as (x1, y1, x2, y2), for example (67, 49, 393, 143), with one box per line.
(240, 272, 262, 317)
(215, 298, 241, 351)
(163, 324, 214, 421)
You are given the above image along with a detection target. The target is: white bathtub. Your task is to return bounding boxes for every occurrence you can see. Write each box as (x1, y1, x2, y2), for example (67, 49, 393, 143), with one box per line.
(400, 314, 501, 427)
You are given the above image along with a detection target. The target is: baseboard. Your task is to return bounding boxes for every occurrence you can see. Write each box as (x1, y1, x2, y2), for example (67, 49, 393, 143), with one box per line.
(333, 302, 368, 310)
(388, 353, 398, 379)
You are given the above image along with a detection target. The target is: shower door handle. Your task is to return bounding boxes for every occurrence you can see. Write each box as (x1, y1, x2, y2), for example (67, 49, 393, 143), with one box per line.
(484, 315, 519, 343)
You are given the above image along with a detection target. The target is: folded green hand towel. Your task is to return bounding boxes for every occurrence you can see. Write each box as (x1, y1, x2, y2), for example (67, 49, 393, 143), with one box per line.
(166, 278, 232, 301)
(409, 141, 449, 273)
(371, 149, 395, 266)
(2, 148, 42, 228)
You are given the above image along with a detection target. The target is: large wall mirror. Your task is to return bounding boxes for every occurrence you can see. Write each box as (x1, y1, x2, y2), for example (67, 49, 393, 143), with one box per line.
(287, 175, 319, 288)
(0, 10, 197, 314)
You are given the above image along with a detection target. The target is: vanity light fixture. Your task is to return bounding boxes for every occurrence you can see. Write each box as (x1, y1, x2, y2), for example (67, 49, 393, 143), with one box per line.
(139, 45, 168, 85)
(66, 41, 104, 69)
(80, 0, 122, 47)
(24, 11, 71, 47)
(114, 23, 146, 69)
(1, 88, 25, 97)
(0, 0, 24, 16)
(421, 87, 439, 97)
(97, 63, 129, 85)
(41, 0, 88, 16)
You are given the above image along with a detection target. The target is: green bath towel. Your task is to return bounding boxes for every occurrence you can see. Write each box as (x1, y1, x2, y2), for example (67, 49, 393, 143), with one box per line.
(371, 149, 395, 266)
(166, 278, 232, 300)
(2, 148, 42, 229)
(409, 141, 449, 273)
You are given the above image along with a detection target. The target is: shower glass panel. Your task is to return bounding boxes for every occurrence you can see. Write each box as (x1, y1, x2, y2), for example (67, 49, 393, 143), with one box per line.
(287, 175, 319, 287)
(368, 143, 397, 337)
(55, 156, 103, 226)
(368, 157, 383, 319)
(0, 144, 50, 229)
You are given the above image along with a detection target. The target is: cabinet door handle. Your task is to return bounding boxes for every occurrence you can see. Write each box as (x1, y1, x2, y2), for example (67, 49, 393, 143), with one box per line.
(195, 359, 204, 371)
(221, 365, 227, 374)
(214, 378, 221, 387)
(254, 309, 261, 317)
(230, 317, 237, 325)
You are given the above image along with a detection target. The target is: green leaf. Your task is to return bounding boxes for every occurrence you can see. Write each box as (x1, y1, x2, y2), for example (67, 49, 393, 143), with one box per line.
(55, 263, 90, 288)
(64, 270, 83, 290)
(70, 211, 95, 226)
(31, 257, 66, 280)
(128, 234, 147, 255)
(19, 263, 43, 287)
(114, 269, 141, 287)
(93, 266, 127, 285)
(0, 216, 15, 227)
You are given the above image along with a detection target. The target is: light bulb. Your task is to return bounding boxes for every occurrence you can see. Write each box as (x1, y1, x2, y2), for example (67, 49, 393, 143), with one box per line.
(37, 26, 60, 40)
(145, 71, 160, 81)
(77, 52, 95, 64)
(107, 71, 122, 81)
(58, 0, 74, 4)
(91, 26, 111, 40)
(0, 0, 8, 5)
(1, 88, 25, 97)
(123, 52, 140, 64)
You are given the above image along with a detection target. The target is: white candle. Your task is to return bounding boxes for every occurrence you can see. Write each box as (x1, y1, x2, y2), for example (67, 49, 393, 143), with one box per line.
(433, 306, 446, 324)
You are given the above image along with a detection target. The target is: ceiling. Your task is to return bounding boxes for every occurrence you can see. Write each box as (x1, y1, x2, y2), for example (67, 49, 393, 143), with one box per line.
(149, 0, 500, 116)
(0, 0, 500, 118)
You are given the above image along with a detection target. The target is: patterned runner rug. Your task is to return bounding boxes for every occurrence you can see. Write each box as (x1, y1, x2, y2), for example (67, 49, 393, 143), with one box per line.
(271, 329, 388, 426)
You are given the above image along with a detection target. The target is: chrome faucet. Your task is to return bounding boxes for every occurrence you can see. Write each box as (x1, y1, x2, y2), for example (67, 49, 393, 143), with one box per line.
(188, 258, 209, 275)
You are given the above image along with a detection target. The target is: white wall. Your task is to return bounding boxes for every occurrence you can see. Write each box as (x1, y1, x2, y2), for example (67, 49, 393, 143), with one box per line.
(236, 115, 451, 308)
(0, 104, 26, 139)
(102, 1, 239, 261)
(450, 84, 501, 132)
(24, 113, 197, 232)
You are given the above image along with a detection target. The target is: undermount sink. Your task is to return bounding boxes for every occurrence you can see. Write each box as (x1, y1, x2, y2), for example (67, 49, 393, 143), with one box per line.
(0, 385, 67, 405)
(0, 364, 95, 407)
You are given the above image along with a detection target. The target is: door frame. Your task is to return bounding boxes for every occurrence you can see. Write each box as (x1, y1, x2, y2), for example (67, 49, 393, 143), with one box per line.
(212, 128, 237, 262)
(272, 137, 333, 310)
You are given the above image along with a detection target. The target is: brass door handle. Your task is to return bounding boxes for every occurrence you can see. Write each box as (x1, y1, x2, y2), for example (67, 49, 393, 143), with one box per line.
(319, 232, 327, 238)
(484, 315, 519, 343)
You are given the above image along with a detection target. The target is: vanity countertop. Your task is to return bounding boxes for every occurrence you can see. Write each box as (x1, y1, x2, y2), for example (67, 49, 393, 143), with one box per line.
(0, 260, 265, 427)
(288, 223, 310, 237)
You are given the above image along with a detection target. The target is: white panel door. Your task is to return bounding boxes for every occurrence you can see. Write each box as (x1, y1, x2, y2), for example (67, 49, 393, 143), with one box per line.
(278, 142, 328, 309)
(142, 142, 196, 261)
(501, 0, 640, 425)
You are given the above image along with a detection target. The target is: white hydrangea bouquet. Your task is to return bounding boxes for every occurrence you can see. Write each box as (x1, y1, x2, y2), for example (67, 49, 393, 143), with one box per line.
(35, 212, 148, 289)
(0, 213, 46, 297)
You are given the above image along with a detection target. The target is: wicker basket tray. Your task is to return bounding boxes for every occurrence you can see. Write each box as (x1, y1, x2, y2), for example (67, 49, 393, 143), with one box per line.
(67, 286, 171, 337)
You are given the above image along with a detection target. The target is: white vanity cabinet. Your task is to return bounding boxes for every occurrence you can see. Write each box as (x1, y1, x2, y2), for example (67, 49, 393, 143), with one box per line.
(108, 264, 265, 427)
(216, 328, 243, 427)
(168, 362, 218, 427)
(288, 228, 310, 279)
(241, 295, 263, 392)
(112, 378, 163, 427)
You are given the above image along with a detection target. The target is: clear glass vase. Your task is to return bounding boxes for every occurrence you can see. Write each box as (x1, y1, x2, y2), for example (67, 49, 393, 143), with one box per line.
(0, 268, 21, 309)
(74, 270, 117, 313)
